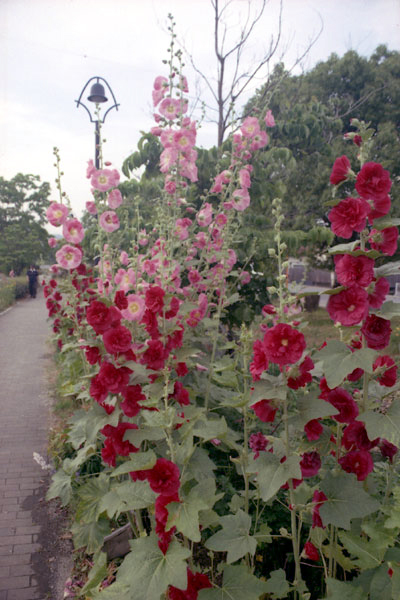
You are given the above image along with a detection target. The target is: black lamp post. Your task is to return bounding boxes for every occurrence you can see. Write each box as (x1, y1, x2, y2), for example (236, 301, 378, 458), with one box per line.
(75, 76, 119, 169)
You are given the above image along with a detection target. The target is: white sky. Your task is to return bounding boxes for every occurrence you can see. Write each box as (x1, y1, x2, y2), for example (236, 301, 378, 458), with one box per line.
(0, 0, 399, 220)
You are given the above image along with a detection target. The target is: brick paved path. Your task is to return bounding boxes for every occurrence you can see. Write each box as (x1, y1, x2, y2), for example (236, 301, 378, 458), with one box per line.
(0, 295, 54, 599)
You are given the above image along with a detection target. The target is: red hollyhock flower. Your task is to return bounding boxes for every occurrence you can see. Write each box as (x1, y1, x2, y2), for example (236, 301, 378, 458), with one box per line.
(103, 324, 132, 355)
(176, 362, 188, 377)
(171, 381, 190, 406)
(380, 439, 398, 463)
(326, 387, 359, 423)
(361, 314, 391, 350)
(338, 449, 373, 481)
(165, 296, 180, 319)
(328, 197, 370, 239)
(330, 155, 351, 185)
(342, 421, 378, 451)
(287, 356, 314, 389)
(147, 458, 181, 495)
(249, 432, 269, 459)
(304, 419, 323, 441)
(250, 339, 269, 381)
(85, 346, 101, 365)
(353, 135, 362, 146)
(142, 339, 167, 371)
(142, 308, 160, 339)
(347, 367, 364, 382)
(355, 161, 392, 201)
(145, 286, 165, 314)
(101, 422, 139, 466)
(367, 195, 391, 224)
(86, 299, 121, 334)
(155, 492, 179, 555)
(89, 373, 108, 403)
(369, 227, 398, 256)
(114, 290, 128, 310)
(304, 541, 320, 562)
(263, 323, 306, 366)
(121, 385, 146, 417)
(373, 355, 397, 387)
(326, 285, 368, 326)
(98, 362, 131, 393)
(334, 254, 374, 288)
(300, 451, 321, 477)
(312, 490, 327, 528)
(367, 277, 389, 309)
(252, 399, 277, 423)
(318, 377, 333, 400)
(168, 569, 212, 600)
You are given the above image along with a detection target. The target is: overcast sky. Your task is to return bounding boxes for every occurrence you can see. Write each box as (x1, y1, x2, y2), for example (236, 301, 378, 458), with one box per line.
(1, 0, 399, 219)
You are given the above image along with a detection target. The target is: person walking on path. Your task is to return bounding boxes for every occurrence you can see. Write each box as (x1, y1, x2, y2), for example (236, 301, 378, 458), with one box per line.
(0, 293, 71, 598)
(26, 266, 39, 299)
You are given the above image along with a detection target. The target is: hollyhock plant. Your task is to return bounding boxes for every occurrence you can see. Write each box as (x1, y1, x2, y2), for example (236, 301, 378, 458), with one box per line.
(300, 451, 321, 478)
(86, 300, 121, 334)
(329, 155, 352, 185)
(46, 202, 69, 227)
(342, 421, 378, 451)
(56, 244, 83, 270)
(249, 432, 269, 459)
(304, 419, 323, 441)
(99, 210, 120, 233)
(328, 196, 370, 238)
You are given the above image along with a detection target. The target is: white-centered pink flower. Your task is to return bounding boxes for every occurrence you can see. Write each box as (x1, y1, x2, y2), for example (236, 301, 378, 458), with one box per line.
(197, 203, 213, 227)
(107, 189, 123, 209)
(115, 268, 136, 292)
(99, 210, 120, 232)
(46, 202, 69, 227)
(56, 245, 82, 270)
(232, 188, 250, 211)
(241, 116, 261, 138)
(91, 169, 120, 192)
(62, 218, 85, 244)
(121, 294, 145, 321)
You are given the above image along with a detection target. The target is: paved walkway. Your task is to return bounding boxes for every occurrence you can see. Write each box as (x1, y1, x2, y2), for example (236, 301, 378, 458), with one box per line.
(0, 294, 63, 600)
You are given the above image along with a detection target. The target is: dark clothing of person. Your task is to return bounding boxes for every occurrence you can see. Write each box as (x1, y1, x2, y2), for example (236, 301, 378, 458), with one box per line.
(27, 268, 39, 298)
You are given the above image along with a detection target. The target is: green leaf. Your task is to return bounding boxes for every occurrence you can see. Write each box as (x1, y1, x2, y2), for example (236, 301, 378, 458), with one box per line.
(290, 393, 337, 428)
(90, 580, 130, 599)
(339, 531, 385, 569)
(166, 480, 216, 542)
(111, 451, 157, 477)
(375, 301, 400, 319)
(76, 473, 110, 523)
(375, 260, 400, 277)
(193, 416, 228, 441)
(185, 447, 217, 482)
(115, 535, 191, 600)
(363, 401, 400, 447)
(250, 377, 287, 403)
(247, 454, 301, 502)
(46, 468, 72, 506)
(80, 551, 108, 595)
(205, 510, 257, 563)
(99, 480, 156, 518)
(323, 577, 365, 599)
(314, 341, 376, 388)
(198, 565, 268, 600)
(124, 426, 165, 446)
(320, 473, 380, 530)
(264, 569, 290, 599)
(67, 409, 89, 449)
(71, 518, 111, 554)
(371, 217, 400, 230)
(369, 564, 393, 600)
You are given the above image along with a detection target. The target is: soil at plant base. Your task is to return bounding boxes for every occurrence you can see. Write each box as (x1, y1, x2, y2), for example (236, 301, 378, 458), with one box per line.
(23, 477, 73, 599)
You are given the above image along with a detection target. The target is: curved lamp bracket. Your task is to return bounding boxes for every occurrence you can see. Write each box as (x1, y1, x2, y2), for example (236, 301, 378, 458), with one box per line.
(75, 76, 119, 123)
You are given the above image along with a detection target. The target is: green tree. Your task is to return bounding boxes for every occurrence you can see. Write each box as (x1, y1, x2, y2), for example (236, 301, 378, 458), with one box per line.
(0, 174, 52, 274)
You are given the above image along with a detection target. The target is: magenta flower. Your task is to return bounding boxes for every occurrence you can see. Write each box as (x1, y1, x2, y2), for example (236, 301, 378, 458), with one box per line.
(48, 237, 58, 248)
(369, 227, 398, 256)
(46, 202, 69, 227)
(263, 323, 306, 366)
(91, 168, 120, 192)
(328, 197, 370, 238)
(56, 244, 83, 270)
(62, 218, 85, 244)
(264, 109, 275, 127)
(326, 285, 368, 326)
(334, 254, 374, 288)
(197, 203, 213, 227)
(356, 161, 392, 201)
(330, 155, 351, 185)
(99, 210, 120, 233)
(86, 201, 97, 215)
(107, 189, 123, 209)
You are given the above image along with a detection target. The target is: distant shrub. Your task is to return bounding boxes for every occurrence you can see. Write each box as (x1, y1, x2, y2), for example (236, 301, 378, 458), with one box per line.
(0, 275, 29, 311)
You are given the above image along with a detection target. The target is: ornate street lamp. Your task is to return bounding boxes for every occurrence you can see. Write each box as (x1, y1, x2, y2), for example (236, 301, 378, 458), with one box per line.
(75, 76, 119, 169)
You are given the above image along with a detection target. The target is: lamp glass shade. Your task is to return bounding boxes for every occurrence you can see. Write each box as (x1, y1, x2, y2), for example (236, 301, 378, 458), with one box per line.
(88, 82, 108, 103)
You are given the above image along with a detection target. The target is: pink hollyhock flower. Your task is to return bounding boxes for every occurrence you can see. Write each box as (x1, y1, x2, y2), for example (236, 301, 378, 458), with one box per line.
(342, 421, 378, 451)
(120, 250, 129, 266)
(361, 314, 391, 350)
(356, 161, 392, 201)
(326, 387, 358, 423)
(328, 197, 370, 238)
(186, 293, 208, 327)
(160, 129, 175, 148)
(326, 285, 368, 326)
(300, 451, 321, 477)
(86, 159, 96, 178)
(179, 156, 198, 182)
(197, 203, 213, 227)
(250, 339, 269, 380)
(373, 355, 397, 387)
(115, 268, 136, 292)
(174, 218, 192, 240)
(56, 244, 82, 270)
(232, 188, 250, 211)
(287, 356, 314, 389)
(159, 97, 181, 120)
(107, 189, 123, 209)
(304, 419, 323, 441)
(312, 490, 327, 528)
(252, 399, 277, 423)
(369, 227, 398, 256)
(367, 277, 389, 309)
(121, 294, 145, 322)
(338, 449, 373, 481)
(304, 541, 319, 562)
(48, 237, 58, 248)
(380, 439, 398, 463)
(86, 300, 121, 334)
(241, 116, 260, 138)
(147, 458, 180, 495)
(91, 168, 120, 192)
(249, 432, 268, 459)
(330, 155, 352, 185)
(86, 201, 97, 215)
(153, 75, 168, 91)
(174, 129, 196, 150)
(264, 109, 275, 127)
(263, 323, 306, 366)
(239, 168, 251, 189)
(62, 218, 85, 244)
(334, 254, 374, 288)
(99, 210, 120, 232)
(240, 270, 251, 284)
(46, 202, 69, 227)
(160, 147, 179, 172)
